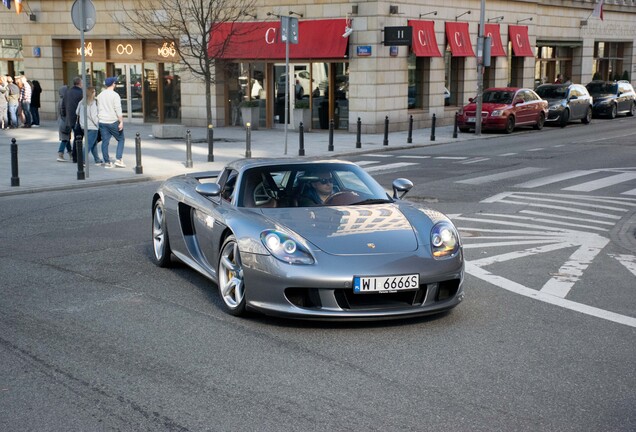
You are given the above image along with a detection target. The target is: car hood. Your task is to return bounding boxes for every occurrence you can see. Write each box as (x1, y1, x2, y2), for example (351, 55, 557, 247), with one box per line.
(542, 97, 566, 105)
(591, 95, 614, 103)
(464, 102, 509, 112)
(260, 204, 419, 255)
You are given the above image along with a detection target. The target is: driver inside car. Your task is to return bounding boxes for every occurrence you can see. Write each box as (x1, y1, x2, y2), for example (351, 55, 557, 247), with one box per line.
(298, 170, 335, 206)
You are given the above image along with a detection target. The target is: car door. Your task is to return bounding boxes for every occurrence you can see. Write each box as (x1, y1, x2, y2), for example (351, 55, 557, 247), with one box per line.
(569, 86, 582, 119)
(512, 90, 529, 124)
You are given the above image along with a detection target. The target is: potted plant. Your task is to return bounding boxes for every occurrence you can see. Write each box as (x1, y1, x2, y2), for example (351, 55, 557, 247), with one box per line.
(240, 99, 260, 129)
(292, 98, 311, 131)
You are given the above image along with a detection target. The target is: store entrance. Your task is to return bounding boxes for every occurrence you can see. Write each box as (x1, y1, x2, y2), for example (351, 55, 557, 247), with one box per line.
(113, 63, 143, 121)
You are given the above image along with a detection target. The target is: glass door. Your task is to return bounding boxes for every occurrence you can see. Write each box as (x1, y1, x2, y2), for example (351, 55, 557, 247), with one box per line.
(113, 63, 143, 121)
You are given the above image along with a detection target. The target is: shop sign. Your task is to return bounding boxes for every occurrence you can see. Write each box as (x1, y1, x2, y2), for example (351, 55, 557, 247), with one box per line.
(383, 26, 412, 46)
(158, 41, 177, 58)
(77, 41, 94, 57)
(357, 46, 372, 56)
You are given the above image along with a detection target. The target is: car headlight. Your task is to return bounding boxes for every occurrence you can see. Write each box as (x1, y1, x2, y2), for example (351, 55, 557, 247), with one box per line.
(491, 110, 504, 117)
(261, 230, 315, 265)
(431, 222, 460, 259)
(598, 99, 612, 106)
(549, 104, 564, 111)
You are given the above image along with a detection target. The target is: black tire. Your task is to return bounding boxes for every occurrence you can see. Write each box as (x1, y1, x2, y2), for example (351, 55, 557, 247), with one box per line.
(504, 116, 515, 134)
(628, 102, 636, 117)
(560, 109, 569, 128)
(582, 107, 592, 124)
(534, 112, 545, 130)
(152, 200, 172, 267)
(217, 235, 247, 316)
(609, 104, 617, 119)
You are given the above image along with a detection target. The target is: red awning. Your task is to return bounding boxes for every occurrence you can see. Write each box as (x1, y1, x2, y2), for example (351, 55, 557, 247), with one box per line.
(208, 19, 349, 59)
(408, 20, 442, 57)
(508, 25, 534, 57)
(445, 22, 474, 57)
(483, 23, 506, 57)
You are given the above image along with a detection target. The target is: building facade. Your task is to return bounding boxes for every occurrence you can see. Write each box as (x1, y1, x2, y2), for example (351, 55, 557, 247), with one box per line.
(1, 0, 635, 133)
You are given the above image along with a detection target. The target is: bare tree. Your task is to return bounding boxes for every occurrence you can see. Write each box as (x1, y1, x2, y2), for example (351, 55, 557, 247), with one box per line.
(115, 0, 257, 126)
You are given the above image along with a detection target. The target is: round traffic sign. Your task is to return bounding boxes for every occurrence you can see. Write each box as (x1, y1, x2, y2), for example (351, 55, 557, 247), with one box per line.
(71, 0, 96, 32)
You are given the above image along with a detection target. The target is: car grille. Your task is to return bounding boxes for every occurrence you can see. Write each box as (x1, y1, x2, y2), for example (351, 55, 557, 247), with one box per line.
(284, 279, 460, 311)
(465, 111, 488, 118)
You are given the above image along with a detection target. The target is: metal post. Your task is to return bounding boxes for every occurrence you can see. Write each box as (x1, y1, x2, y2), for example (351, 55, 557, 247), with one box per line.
(356, 117, 362, 148)
(298, 122, 305, 156)
(328, 119, 334, 151)
(207, 124, 214, 162)
(135, 132, 143, 174)
(407, 115, 413, 143)
(453, 112, 459, 138)
(430, 114, 436, 141)
(76, 134, 85, 180)
(245, 123, 252, 158)
(475, 0, 486, 136)
(185, 129, 193, 168)
(383, 116, 389, 146)
(10, 138, 19, 187)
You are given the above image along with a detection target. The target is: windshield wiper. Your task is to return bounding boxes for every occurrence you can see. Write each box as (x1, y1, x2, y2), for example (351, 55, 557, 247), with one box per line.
(352, 198, 393, 205)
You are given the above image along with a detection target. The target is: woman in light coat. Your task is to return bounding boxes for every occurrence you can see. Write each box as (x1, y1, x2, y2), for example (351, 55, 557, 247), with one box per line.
(76, 86, 102, 164)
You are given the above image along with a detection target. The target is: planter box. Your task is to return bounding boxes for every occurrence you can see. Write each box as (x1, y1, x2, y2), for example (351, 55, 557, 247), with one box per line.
(241, 107, 259, 129)
(292, 108, 311, 131)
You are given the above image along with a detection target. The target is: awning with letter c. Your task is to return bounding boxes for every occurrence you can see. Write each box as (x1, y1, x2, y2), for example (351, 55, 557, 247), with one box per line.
(508, 25, 534, 57)
(445, 22, 474, 57)
(483, 23, 506, 57)
(407, 20, 442, 57)
(208, 19, 349, 59)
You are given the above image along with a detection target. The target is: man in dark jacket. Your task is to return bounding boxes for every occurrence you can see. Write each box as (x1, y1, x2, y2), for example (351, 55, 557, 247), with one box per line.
(61, 76, 83, 162)
(29, 80, 42, 127)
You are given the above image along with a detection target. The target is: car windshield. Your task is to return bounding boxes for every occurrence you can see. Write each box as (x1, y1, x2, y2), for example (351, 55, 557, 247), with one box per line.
(238, 163, 392, 208)
(483, 90, 513, 104)
(586, 82, 618, 96)
(536, 86, 567, 99)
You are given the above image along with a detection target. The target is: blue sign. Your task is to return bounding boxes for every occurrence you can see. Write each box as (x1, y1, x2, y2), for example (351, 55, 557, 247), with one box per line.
(356, 46, 372, 57)
(32, 47, 41, 58)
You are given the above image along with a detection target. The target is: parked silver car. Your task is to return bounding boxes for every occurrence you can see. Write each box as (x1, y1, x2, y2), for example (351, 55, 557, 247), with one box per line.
(535, 83, 593, 127)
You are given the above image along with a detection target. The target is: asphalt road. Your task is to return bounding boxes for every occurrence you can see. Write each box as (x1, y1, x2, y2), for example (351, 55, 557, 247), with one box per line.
(1, 117, 635, 431)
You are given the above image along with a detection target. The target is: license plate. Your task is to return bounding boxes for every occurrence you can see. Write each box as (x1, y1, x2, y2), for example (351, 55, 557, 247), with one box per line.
(353, 274, 419, 294)
(467, 117, 476, 123)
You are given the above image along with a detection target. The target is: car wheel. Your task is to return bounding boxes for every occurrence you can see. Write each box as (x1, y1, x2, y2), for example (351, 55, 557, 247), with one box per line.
(560, 109, 569, 128)
(152, 200, 172, 267)
(504, 116, 515, 134)
(609, 104, 617, 119)
(218, 235, 246, 316)
(534, 112, 545, 130)
(582, 107, 592, 124)
(628, 102, 636, 117)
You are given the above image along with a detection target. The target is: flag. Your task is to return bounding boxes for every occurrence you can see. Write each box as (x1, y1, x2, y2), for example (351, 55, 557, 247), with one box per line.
(3, 0, 11, 10)
(591, 0, 604, 20)
(15, 0, 22, 14)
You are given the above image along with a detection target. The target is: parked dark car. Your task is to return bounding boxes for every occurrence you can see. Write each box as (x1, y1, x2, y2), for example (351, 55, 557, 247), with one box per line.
(535, 83, 593, 127)
(457, 87, 548, 134)
(586, 80, 636, 118)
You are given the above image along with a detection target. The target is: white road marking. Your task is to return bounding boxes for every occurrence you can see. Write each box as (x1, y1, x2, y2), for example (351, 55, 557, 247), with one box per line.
(563, 172, 636, 192)
(609, 254, 636, 277)
(504, 195, 630, 212)
(515, 170, 596, 188)
(356, 160, 379, 166)
(498, 153, 517, 156)
(397, 155, 431, 159)
(364, 154, 393, 158)
(478, 212, 608, 231)
(491, 199, 623, 219)
(364, 162, 419, 173)
(526, 148, 545, 152)
(456, 167, 546, 185)
(623, 188, 636, 196)
(461, 157, 491, 164)
(520, 210, 614, 226)
(435, 156, 469, 160)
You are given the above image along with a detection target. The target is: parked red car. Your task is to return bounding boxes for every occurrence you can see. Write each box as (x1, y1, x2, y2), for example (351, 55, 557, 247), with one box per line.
(457, 87, 548, 133)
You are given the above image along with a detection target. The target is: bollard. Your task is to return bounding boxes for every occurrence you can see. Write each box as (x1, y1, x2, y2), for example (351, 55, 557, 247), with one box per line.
(207, 124, 214, 162)
(10, 138, 19, 187)
(356, 117, 362, 148)
(453, 112, 459, 138)
(135, 132, 143, 174)
(298, 122, 305, 156)
(407, 115, 413, 144)
(328, 119, 334, 151)
(245, 123, 252, 158)
(383, 116, 389, 146)
(430, 113, 436, 141)
(185, 129, 193, 168)
(76, 134, 85, 180)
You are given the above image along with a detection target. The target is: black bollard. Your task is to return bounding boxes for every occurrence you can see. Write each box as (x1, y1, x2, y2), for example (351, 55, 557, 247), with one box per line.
(328, 119, 334, 151)
(356, 117, 362, 148)
(207, 124, 214, 162)
(383, 116, 389, 146)
(185, 129, 193, 168)
(10, 138, 19, 187)
(135, 132, 143, 174)
(298, 122, 305, 156)
(430, 113, 436, 141)
(245, 123, 252, 158)
(453, 112, 459, 138)
(407, 115, 413, 144)
(76, 134, 85, 180)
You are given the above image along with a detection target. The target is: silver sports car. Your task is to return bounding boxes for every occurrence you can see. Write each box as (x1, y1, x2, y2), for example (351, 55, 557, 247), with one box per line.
(151, 158, 464, 320)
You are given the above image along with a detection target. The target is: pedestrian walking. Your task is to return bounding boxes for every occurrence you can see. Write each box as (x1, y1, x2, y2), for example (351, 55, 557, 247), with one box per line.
(62, 76, 83, 162)
(17, 75, 33, 127)
(30, 79, 42, 127)
(76, 86, 102, 164)
(97, 77, 126, 168)
(56, 85, 72, 162)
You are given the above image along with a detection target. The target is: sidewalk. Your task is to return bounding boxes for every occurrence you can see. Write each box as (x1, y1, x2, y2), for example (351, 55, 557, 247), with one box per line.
(0, 121, 481, 196)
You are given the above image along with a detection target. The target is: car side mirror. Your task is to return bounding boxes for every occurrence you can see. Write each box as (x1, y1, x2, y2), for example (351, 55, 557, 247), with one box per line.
(392, 178, 413, 199)
(469, 97, 474, 103)
(569, 95, 578, 100)
(514, 98, 523, 105)
(195, 183, 222, 197)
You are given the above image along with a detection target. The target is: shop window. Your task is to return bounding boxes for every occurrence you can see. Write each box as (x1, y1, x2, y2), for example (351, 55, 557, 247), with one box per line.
(445, 49, 464, 106)
(408, 54, 432, 110)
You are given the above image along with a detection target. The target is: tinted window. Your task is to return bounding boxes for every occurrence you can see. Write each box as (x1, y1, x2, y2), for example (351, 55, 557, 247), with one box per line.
(586, 82, 618, 95)
(483, 90, 513, 104)
(536, 85, 567, 99)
